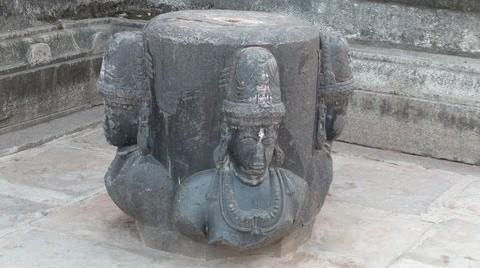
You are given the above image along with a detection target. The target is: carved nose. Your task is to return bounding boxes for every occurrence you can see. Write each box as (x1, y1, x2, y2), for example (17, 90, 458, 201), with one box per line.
(252, 143, 265, 166)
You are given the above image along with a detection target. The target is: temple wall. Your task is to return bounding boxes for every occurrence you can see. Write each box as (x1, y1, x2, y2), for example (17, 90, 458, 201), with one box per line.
(0, 18, 144, 133)
(1, 0, 479, 164)
(0, 0, 197, 133)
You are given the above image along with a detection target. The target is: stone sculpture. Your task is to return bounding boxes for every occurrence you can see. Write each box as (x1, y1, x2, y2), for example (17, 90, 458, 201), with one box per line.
(173, 47, 307, 249)
(97, 10, 353, 257)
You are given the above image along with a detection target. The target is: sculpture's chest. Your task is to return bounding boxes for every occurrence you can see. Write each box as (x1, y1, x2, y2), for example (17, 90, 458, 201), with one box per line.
(205, 172, 298, 249)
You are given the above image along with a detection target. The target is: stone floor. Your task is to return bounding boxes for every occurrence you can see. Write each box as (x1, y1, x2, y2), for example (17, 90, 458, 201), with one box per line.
(0, 126, 479, 268)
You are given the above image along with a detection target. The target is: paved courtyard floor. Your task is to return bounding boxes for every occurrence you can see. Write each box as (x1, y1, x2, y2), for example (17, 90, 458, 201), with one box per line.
(0, 126, 479, 268)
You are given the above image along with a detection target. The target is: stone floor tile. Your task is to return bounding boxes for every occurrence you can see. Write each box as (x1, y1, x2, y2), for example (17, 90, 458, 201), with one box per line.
(388, 258, 442, 268)
(404, 219, 480, 268)
(211, 251, 366, 268)
(424, 178, 480, 224)
(0, 194, 50, 231)
(32, 192, 142, 250)
(59, 127, 115, 154)
(304, 199, 432, 268)
(32, 191, 367, 268)
(330, 153, 460, 215)
(0, 142, 112, 196)
(441, 180, 480, 221)
(0, 229, 205, 268)
(0, 228, 369, 268)
(333, 142, 480, 178)
(0, 179, 72, 206)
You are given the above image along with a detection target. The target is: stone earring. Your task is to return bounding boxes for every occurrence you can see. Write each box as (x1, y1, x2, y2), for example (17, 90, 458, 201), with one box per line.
(273, 144, 285, 166)
(213, 124, 231, 168)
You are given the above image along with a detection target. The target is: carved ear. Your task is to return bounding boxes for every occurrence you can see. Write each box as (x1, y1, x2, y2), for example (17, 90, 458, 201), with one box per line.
(213, 123, 231, 168)
(273, 144, 285, 166)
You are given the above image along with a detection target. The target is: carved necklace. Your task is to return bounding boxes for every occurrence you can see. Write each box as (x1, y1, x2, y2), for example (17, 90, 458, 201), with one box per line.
(219, 167, 285, 235)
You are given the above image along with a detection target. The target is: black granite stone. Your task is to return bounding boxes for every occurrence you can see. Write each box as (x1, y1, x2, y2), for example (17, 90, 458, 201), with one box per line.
(98, 9, 353, 255)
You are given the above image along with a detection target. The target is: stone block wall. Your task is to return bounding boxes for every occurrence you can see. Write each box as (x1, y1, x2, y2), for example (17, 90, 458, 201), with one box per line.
(0, 17, 144, 133)
(0, 0, 215, 133)
(1, 0, 479, 164)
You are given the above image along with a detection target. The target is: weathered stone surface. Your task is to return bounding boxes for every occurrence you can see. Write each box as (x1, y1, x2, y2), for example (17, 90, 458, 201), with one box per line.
(26, 43, 52, 66)
(426, 178, 480, 224)
(339, 46, 480, 166)
(0, 179, 71, 207)
(0, 57, 102, 133)
(32, 193, 142, 250)
(0, 140, 112, 196)
(375, 0, 480, 13)
(443, 180, 480, 220)
(307, 201, 431, 267)
(0, 106, 104, 157)
(215, 0, 480, 57)
(404, 219, 480, 267)
(0, 230, 172, 268)
(389, 258, 442, 268)
(331, 153, 461, 215)
(334, 44, 480, 164)
(0, 0, 212, 28)
(0, 194, 50, 230)
(61, 126, 115, 153)
(351, 45, 480, 107)
(340, 90, 480, 165)
(0, 18, 143, 133)
(332, 142, 480, 179)
(137, 220, 312, 259)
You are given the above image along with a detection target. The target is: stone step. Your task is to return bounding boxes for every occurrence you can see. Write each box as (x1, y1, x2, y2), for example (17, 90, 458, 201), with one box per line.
(341, 44, 480, 165)
(351, 44, 480, 107)
(0, 106, 104, 157)
(341, 90, 480, 165)
(372, 0, 480, 13)
(0, 18, 143, 132)
(215, 0, 480, 58)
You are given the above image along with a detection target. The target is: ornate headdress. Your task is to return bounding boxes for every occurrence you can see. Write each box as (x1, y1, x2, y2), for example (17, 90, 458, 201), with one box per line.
(221, 47, 285, 126)
(97, 31, 148, 110)
(318, 32, 353, 90)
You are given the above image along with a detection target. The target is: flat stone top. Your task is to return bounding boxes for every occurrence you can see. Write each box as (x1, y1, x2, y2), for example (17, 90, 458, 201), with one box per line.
(145, 10, 319, 45)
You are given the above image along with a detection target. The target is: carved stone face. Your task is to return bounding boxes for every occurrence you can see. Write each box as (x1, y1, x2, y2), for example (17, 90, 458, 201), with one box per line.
(229, 125, 278, 183)
(102, 105, 138, 147)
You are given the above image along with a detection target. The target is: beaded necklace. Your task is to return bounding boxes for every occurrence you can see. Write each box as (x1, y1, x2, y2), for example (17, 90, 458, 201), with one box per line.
(219, 168, 285, 235)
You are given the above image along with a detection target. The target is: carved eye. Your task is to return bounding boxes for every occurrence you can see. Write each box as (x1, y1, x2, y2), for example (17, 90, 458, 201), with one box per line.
(241, 135, 257, 143)
(262, 137, 274, 145)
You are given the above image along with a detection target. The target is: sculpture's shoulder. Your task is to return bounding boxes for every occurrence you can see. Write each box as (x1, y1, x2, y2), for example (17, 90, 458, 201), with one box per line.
(173, 169, 217, 240)
(174, 169, 216, 210)
(278, 168, 308, 199)
(177, 169, 216, 197)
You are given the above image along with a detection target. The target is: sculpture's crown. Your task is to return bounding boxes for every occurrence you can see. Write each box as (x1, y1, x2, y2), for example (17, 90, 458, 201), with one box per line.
(318, 32, 354, 90)
(222, 47, 285, 126)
